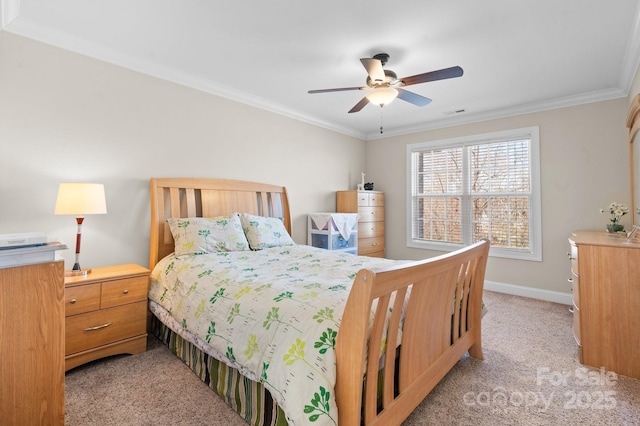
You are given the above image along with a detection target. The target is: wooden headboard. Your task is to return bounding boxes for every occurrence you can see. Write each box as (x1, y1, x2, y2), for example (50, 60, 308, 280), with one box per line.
(149, 177, 291, 268)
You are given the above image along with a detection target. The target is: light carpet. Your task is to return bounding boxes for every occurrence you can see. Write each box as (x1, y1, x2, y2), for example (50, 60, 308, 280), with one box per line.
(64, 291, 640, 425)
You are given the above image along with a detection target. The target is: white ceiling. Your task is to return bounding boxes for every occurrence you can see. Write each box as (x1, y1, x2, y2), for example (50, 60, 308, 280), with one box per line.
(2, 0, 640, 140)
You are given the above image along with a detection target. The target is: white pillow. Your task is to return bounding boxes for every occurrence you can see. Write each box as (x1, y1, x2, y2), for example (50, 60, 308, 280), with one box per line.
(167, 214, 250, 256)
(239, 213, 295, 250)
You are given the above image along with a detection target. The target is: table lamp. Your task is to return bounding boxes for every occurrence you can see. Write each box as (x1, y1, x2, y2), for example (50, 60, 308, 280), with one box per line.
(54, 183, 107, 276)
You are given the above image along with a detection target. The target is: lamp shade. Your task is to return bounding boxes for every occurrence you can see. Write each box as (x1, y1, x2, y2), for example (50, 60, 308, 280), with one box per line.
(54, 183, 107, 215)
(365, 87, 399, 106)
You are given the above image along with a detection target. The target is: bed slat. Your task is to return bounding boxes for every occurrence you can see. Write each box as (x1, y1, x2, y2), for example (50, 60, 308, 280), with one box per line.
(383, 287, 407, 405)
(364, 293, 390, 422)
(185, 188, 197, 217)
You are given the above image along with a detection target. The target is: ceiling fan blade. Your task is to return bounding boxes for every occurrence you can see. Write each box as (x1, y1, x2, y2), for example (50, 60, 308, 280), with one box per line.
(397, 88, 432, 107)
(400, 66, 464, 86)
(348, 97, 370, 113)
(308, 86, 364, 94)
(360, 58, 386, 84)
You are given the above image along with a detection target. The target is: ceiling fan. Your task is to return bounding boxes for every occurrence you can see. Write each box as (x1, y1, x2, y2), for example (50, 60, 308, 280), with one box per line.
(308, 53, 463, 113)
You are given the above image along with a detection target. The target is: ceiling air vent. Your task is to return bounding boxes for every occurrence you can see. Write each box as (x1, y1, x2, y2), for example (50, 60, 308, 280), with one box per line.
(443, 109, 466, 116)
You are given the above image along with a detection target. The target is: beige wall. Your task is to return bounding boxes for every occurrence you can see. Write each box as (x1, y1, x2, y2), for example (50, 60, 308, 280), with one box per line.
(366, 99, 630, 299)
(1, 30, 636, 301)
(0, 32, 366, 269)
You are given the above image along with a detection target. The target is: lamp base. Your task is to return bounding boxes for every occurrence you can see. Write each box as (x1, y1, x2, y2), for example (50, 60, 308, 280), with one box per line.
(65, 268, 92, 277)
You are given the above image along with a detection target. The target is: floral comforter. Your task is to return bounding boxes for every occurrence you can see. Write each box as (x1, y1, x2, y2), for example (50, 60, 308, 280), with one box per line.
(148, 245, 404, 425)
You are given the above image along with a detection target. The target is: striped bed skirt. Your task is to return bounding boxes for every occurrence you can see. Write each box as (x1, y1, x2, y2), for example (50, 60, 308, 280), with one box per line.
(151, 316, 289, 426)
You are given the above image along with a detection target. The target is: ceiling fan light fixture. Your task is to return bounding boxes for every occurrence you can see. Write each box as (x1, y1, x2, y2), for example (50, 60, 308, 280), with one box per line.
(365, 87, 398, 107)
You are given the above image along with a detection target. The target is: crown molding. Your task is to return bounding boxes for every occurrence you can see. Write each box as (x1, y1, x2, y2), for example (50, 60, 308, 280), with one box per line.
(1, 0, 20, 29)
(366, 87, 628, 140)
(4, 17, 367, 140)
(619, 1, 640, 94)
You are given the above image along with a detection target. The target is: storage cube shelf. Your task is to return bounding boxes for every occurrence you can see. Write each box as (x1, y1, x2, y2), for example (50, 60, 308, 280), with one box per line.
(311, 233, 357, 251)
(308, 213, 359, 255)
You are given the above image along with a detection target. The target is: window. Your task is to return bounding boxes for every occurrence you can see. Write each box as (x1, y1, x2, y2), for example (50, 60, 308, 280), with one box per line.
(407, 127, 541, 261)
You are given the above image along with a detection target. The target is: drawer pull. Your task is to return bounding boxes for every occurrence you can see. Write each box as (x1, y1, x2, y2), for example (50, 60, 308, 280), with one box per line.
(123, 289, 129, 294)
(372, 242, 378, 246)
(84, 323, 112, 331)
(70, 298, 77, 304)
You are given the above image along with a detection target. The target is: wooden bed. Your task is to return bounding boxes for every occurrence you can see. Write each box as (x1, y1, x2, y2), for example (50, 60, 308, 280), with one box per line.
(149, 177, 490, 425)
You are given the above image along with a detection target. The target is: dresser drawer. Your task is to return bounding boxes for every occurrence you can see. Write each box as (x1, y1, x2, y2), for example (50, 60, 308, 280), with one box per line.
(101, 276, 148, 308)
(358, 221, 385, 238)
(572, 302, 581, 345)
(356, 192, 370, 206)
(358, 207, 384, 223)
(65, 301, 147, 355)
(569, 243, 579, 275)
(571, 272, 580, 309)
(368, 192, 384, 206)
(359, 236, 384, 255)
(356, 191, 384, 207)
(363, 250, 385, 258)
(65, 283, 101, 316)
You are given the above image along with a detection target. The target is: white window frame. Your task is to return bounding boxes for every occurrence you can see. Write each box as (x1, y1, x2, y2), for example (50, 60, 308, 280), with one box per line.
(406, 126, 542, 261)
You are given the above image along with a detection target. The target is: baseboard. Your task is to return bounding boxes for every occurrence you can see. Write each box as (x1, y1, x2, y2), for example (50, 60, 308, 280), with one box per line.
(484, 280, 572, 306)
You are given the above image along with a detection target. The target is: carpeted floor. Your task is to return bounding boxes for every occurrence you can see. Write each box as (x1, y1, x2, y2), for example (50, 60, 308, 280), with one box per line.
(64, 291, 640, 425)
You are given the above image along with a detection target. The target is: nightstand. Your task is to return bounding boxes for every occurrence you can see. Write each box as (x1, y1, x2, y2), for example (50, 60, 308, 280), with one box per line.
(64, 264, 150, 371)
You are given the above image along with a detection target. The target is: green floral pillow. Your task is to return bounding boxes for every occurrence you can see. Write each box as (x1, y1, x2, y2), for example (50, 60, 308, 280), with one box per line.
(239, 213, 295, 250)
(167, 214, 250, 256)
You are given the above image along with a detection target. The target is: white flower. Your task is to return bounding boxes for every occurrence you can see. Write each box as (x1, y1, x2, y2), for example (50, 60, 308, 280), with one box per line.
(601, 202, 629, 223)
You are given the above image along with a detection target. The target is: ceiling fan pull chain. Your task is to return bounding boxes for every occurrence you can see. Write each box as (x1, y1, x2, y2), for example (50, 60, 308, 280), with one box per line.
(380, 106, 384, 134)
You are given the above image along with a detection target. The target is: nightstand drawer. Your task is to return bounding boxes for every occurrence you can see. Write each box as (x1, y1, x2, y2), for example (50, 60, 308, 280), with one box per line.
(101, 276, 148, 308)
(65, 283, 101, 316)
(65, 301, 147, 355)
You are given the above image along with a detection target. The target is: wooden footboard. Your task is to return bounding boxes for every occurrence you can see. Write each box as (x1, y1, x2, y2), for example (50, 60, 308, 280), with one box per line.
(336, 239, 490, 425)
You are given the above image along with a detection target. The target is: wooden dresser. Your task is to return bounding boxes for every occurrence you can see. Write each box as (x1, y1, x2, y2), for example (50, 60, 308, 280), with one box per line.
(337, 190, 385, 257)
(568, 230, 640, 378)
(64, 264, 150, 371)
(1, 261, 65, 425)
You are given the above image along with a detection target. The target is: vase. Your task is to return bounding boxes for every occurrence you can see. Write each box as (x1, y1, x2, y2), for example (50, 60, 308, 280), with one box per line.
(606, 223, 624, 233)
